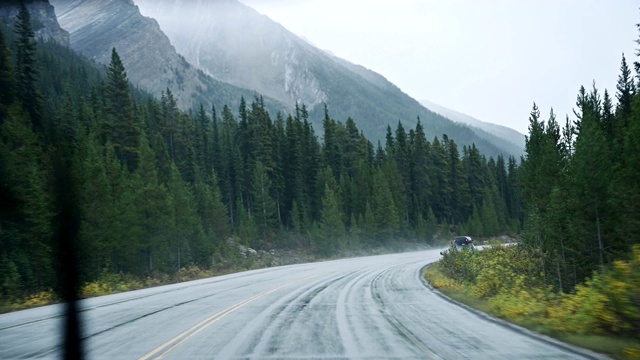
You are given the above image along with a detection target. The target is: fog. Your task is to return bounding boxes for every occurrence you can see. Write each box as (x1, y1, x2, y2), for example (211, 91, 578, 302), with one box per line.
(135, 0, 639, 134)
(239, 0, 638, 134)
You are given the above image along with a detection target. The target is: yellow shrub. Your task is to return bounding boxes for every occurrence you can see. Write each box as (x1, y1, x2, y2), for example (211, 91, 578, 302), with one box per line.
(22, 291, 54, 308)
(125, 278, 144, 291)
(433, 243, 640, 339)
(549, 276, 621, 334)
(489, 286, 549, 321)
(81, 281, 114, 298)
(172, 265, 206, 283)
(144, 276, 164, 288)
(424, 266, 463, 291)
(622, 347, 640, 359)
(547, 296, 570, 332)
(473, 261, 508, 298)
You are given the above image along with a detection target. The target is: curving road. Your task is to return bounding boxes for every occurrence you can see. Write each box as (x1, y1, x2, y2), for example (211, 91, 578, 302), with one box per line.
(0, 249, 604, 359)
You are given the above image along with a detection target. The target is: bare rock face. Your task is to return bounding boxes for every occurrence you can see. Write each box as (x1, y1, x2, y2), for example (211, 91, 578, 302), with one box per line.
(49, 0, 277, 113)
(135, 0, 327, 110)
(51, 0, 202, 110)
(0, 0, 69, 46)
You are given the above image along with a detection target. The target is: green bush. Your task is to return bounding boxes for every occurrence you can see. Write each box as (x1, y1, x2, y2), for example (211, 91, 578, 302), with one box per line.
(548, 246, 640, 337)
(430, 244, 640, 339)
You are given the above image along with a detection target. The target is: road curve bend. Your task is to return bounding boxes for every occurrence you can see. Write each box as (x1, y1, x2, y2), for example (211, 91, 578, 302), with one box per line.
(0, 249, 605, 359)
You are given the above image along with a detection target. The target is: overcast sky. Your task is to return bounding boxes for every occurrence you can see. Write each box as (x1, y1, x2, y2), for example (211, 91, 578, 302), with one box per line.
(239, 0, 638, 134)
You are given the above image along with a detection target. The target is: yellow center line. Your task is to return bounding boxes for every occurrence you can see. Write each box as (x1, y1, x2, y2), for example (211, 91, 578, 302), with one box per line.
(139, 275, 316, 360)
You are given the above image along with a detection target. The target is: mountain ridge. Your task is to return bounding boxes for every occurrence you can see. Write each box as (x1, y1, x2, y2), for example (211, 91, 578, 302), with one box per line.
(419, 99, 525, 155)
(322, 44, 525, 157)
(134, 0, 517, 158)
(35, 0, 521, 158)
(0, 0, 69, 46)
(50, 0, 286, 116)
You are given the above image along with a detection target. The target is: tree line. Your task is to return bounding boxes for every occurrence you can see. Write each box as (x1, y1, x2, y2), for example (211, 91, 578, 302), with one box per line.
(0, 5, 521, 298)
(519, 47, 640, 291)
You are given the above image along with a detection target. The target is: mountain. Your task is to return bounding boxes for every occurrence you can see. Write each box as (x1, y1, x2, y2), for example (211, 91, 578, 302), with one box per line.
(420, 99, 525, 155)
(0, 0, 69, 46)
(331, 55, 524, 157)
(134, 0, 516, 158)
(137, 0, 327, 110)
(49, 0, 285, 114)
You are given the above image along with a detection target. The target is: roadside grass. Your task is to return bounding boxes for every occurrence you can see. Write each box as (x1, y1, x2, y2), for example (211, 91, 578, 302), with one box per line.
(0, 265, 232, 314)
(424, 264, 640, 360)
(423, 265, 492, 314)
(0, 291, 56, 313)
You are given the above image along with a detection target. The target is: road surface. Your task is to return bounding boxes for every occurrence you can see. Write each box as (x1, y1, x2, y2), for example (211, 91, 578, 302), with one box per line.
(0, 249, 603, 359)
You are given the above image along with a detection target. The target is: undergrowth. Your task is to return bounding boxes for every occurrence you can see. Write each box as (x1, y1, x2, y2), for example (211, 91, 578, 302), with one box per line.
(425, 243, 640, 359)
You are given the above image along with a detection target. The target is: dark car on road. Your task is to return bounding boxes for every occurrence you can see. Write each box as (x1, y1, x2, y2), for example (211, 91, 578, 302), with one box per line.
(440, 236, 475, 255)
(452, 236, 474, 250)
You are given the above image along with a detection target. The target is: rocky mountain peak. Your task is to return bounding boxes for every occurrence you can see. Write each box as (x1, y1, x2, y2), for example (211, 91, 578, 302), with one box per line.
(0, 0, 69, 46)
(135, 0, 327, 109)
(50, 0, 281, 114)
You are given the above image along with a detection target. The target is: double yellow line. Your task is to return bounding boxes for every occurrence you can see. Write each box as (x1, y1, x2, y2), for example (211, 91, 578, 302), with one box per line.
(139, 276, 314, 360)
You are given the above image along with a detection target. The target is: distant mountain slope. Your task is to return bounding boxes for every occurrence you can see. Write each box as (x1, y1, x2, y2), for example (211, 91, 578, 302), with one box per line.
(50, 0, 285, 114)
(331, 56, 524, 157)
(134, 0, 517, 158)
(420, 99, 525, 154)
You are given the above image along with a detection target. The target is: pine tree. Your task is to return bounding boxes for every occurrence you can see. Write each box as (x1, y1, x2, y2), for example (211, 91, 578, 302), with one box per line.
(250, 161, 278, 240)
(105, 48, 140, 171)
(283, 114, 308, 229)
(219, 105, 242, 229)
(614, 54, 636, 161)
(616, 53, 635, 119)
(0, 106, 53, 289)
(466, 205, 483, 238)
(210, 103, 221, 178)
(0, 30, 15, 119)
(76, 134, 113, 277)
(195, 104, 210, 176)
(194, 170, 230, 247)
(13, 2, 43, 131)
(167, 164, 206, 269)
(601, 89, 614, 146)
(430, 137, 451, 221)
(569, 85, 611, 267)
(322, 104, 342, 179)
(611, 85, 640, 255)
(520, 103, 564, 284)
(160, 89, 178, 162)
(300, 109, 321, 221)
(371, 167, 399, 241)
(237, 204, 258, 248)
(319, 183, 345, 255)
(385, 125, 394, 153)
(173, 112, 197, 184)
(425, 207, 438, 244)
(248, 97, 275, 174)
(271, 112, 286, 227)
(131, 134, 172, 273)
(0, 31, 19, 292)
(394, 121, 411, 223)
(480, 193, 499, 236)
(448, 137, 470, 224)
(409, 119, 431, 225)
(506, 156, 521, 222)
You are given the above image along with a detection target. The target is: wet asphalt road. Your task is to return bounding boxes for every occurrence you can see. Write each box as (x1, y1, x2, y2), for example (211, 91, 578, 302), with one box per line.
(0, 249, 602, 359)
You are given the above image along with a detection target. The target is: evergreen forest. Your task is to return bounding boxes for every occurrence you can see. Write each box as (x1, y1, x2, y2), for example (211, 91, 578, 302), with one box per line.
(0, 4, 638, 308)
